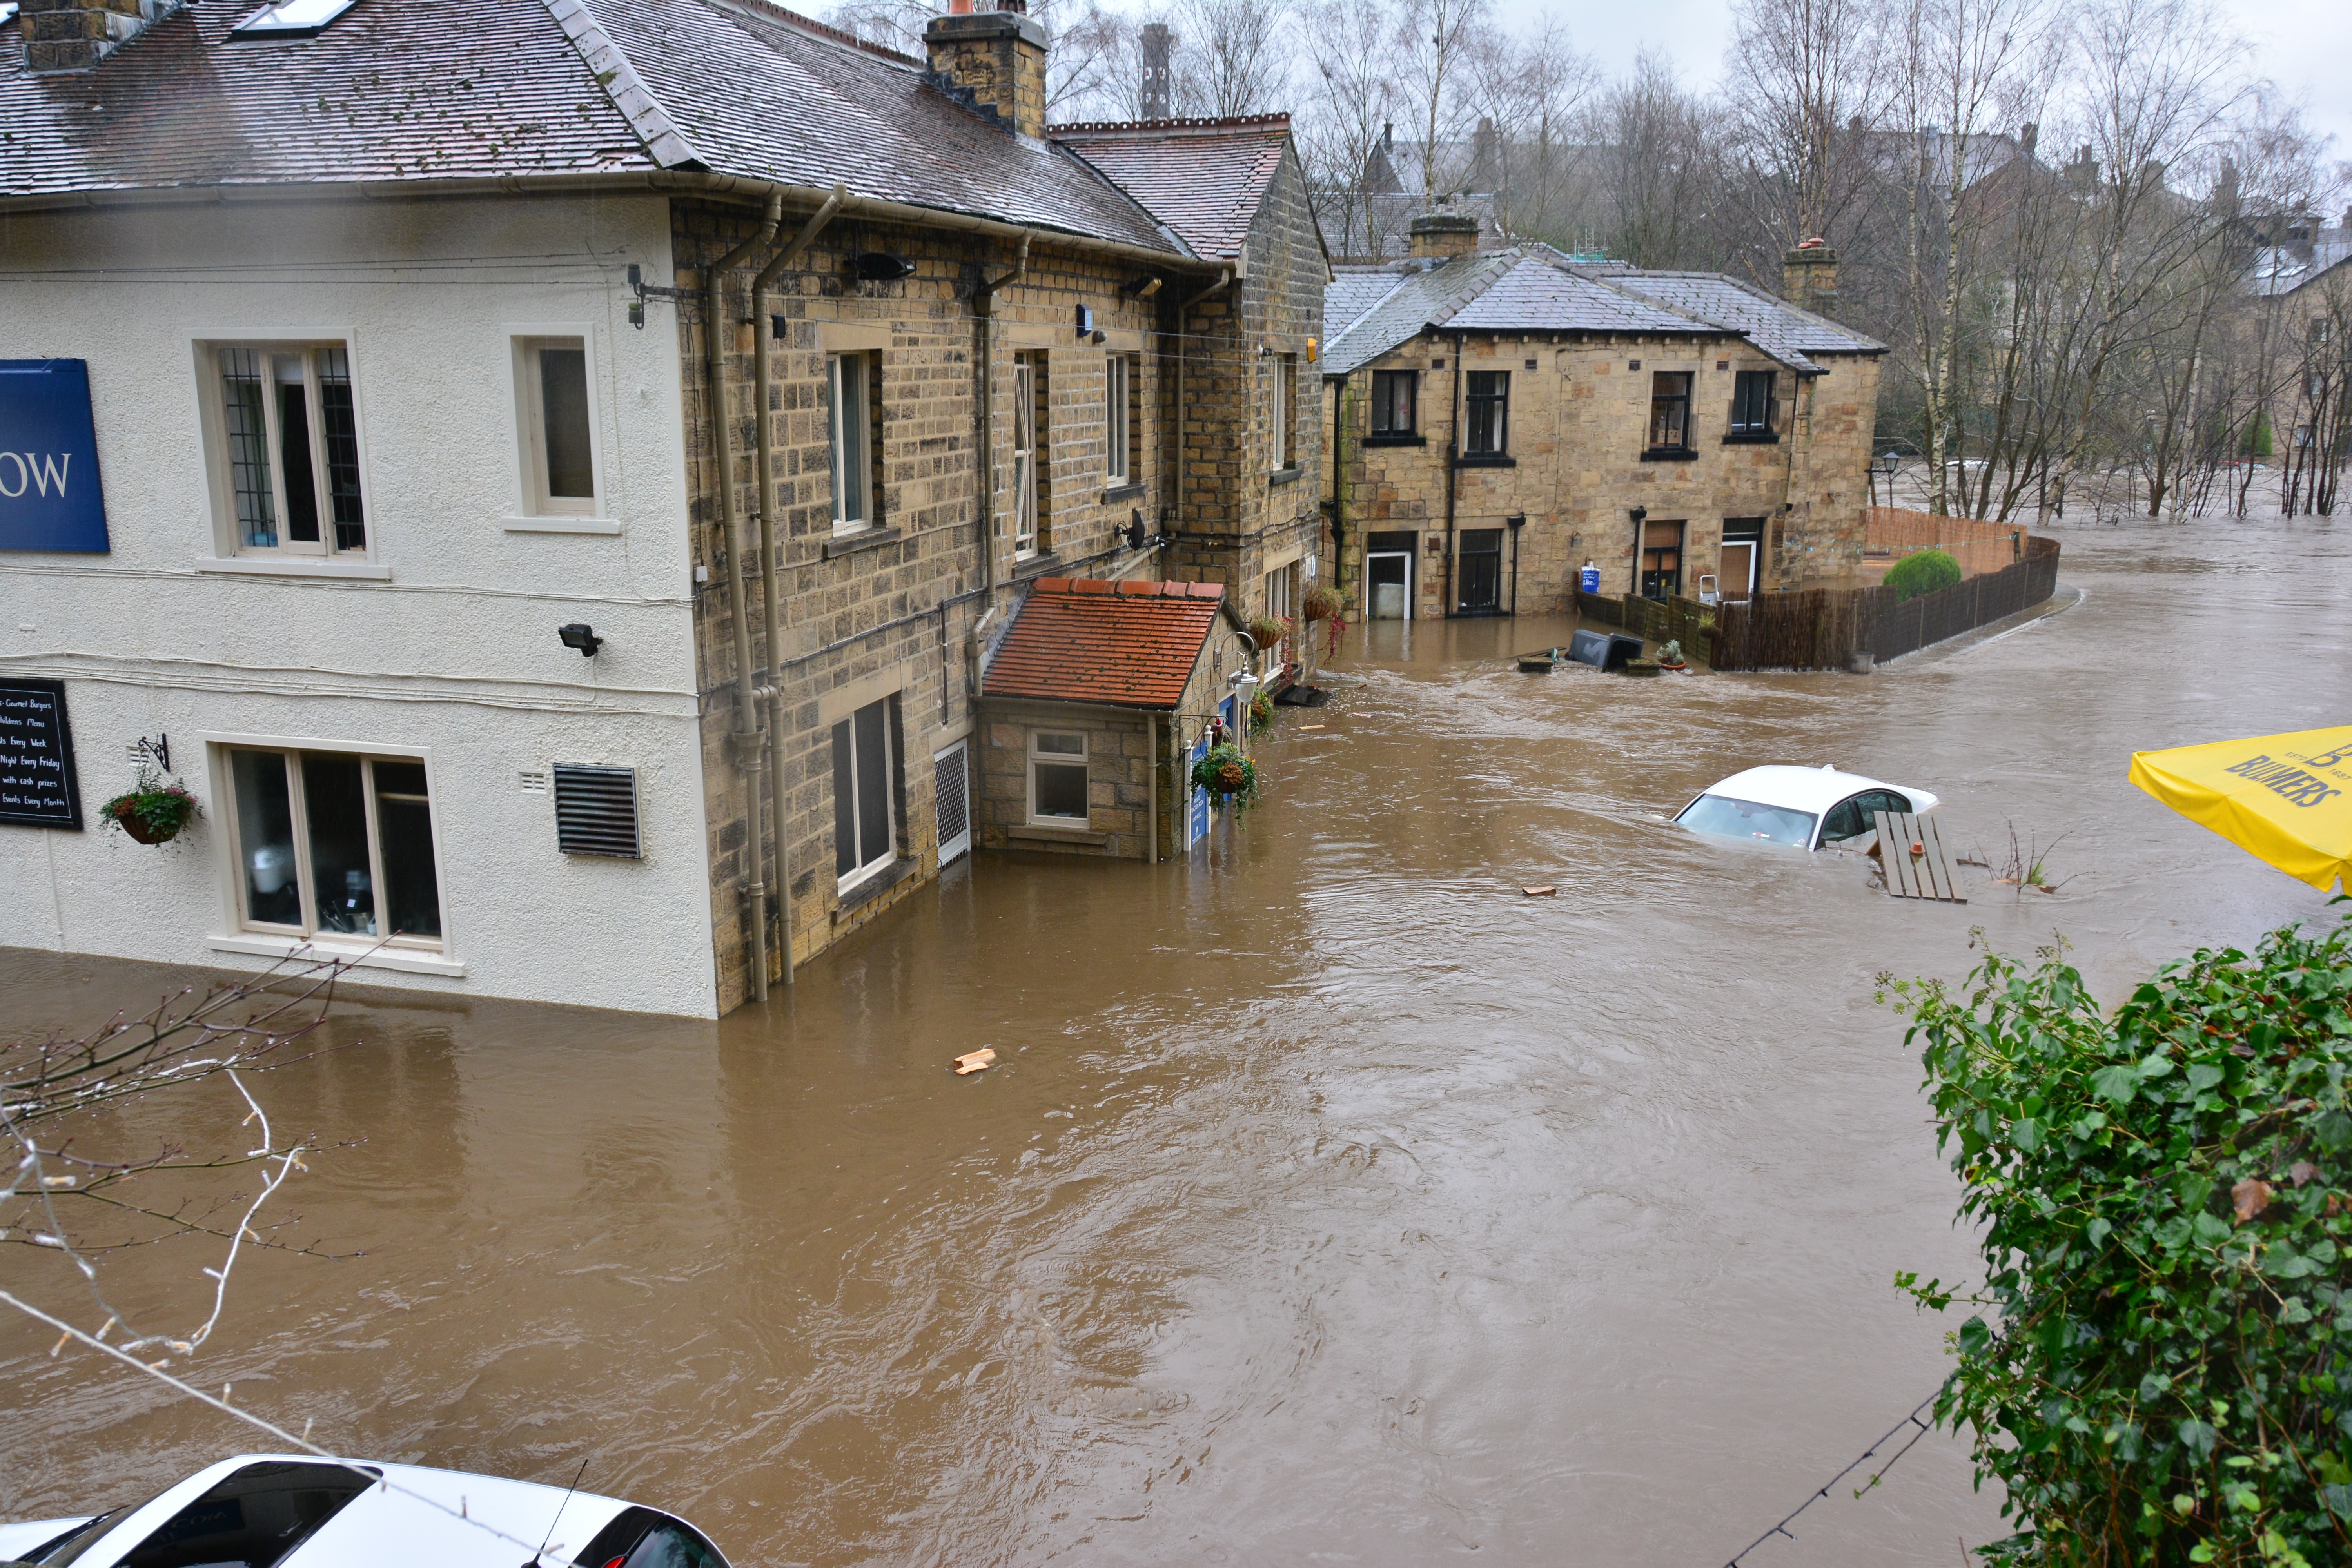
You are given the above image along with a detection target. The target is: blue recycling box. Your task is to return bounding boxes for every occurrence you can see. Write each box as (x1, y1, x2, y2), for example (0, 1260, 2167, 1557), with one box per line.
(0, 359, 111, 553)
(1579, 564, 1601, 594)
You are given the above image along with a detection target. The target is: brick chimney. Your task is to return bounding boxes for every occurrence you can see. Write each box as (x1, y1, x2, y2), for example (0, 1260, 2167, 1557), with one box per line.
(1782, 239, 1838, 318)
(1409, 212, 1480, 262)
(925, 1, 1049, 141)
(22, 0, 173, 73)
(1139, 21, 1172, 120)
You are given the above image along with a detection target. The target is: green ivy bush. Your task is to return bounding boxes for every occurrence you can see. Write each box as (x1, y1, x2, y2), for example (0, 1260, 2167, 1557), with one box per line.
(1885, 910, 2352, 1566)
(1885, 548, 1963, 601)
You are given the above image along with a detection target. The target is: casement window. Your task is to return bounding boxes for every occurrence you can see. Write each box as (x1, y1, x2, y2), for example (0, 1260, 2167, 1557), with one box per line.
(1012, 353, 1044, 556)
(518, 336, 597, 515)
(1262, 567, 1291, 663)
(1464, 370, 1509, 456)
(1371, 368, 1417, 435)
(213, 344, 366, 555)
(1028, 731, 1089, 824)
(1105, 353, 1142, 485)
(224, 747, 442, 946)
(1728, 370, 1776, 437)
(1273, 354, 1298, 470)
(832, 696, 901, 890)
(828, 352, 878, 535)
(1648, 371, 1693, 451)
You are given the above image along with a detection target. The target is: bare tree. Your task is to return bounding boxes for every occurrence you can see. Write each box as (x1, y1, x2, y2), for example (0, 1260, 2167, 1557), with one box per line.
(1170, 0, 1294, 118)
(1393, 0, 1491, 209)
(1298, 0, 1402, 259)
(3, 957, 348, 1363)
(1575, 51, 1735, 270)
(1721, 0, 1891, 263)
(1466, 17, 1599, 243)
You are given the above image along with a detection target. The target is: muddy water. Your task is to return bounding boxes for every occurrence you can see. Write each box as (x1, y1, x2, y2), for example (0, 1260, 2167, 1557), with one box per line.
(4, 517, 2345, 1566)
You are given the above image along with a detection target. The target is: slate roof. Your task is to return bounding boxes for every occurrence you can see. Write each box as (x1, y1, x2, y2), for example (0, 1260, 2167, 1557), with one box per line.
(1321, 249, 1884, 377)
(982, 577, 1226, 711)
(0, 0, 1188, 256)
(1051, 116, 1290, 260)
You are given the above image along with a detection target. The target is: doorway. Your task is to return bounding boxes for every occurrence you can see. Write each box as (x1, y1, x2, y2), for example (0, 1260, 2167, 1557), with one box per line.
(1640, 519, 1684, 601)
(1363, 530, 1416, 620)
(1719, 518, 1763, 603)
(1456, 528, 1504, 615)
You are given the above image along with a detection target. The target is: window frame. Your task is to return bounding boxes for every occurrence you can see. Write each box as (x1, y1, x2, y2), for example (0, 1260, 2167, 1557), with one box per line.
(832, 696, 902, 893)
(1012, 353, 1043, 557)
(513, 332, 602, 517)
(1464, 370, 1510, 456)
(1104, 353, 1132, 486)
(198, 339, 371, 560)
(828, 350, 879, 536)
(1371, 368, 1418, 436)
(1727, 369, 1776, 439)
(1647, 370, 1695, 453)
(212, 740, 448, 952)
(1026, 729, 1091, 826)
(1273, 354, 1299, 471)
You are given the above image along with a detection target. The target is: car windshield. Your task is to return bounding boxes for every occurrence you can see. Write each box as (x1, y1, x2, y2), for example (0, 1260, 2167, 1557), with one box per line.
(1676, 793, 1818, 849)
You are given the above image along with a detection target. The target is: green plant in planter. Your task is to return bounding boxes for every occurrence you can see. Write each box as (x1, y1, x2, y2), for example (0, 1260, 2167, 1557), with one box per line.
(1884, 548, 1961, 601)
(1245, 614, 1295, 654)
(1249, 690, 1276, 733)
(1657, 639, 1685, 666)
(1300, 584, 1343, 623)
(102, 766, 200, 846)
(1189, 743, 1261, 809)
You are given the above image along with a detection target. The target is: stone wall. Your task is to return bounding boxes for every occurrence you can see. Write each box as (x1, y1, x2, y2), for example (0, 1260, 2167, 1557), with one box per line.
(975, 699, 1158, 858)
(675, 199, 1196, 1009)
(1327, 330, 1882, 618)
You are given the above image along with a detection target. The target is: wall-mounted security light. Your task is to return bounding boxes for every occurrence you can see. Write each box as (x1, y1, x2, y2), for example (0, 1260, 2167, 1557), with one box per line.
(1091, 330, 1107, 345)
(853, 253, 916, 281)
(1507, 513, 1527, 530)
(1124, 276, 1164, 298)
(1630, 505, 1648, 524)
(558, 623, 603, 658)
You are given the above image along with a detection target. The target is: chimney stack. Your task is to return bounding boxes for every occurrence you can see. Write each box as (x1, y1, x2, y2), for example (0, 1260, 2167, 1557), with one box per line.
(925, 1, 1050, 141)
(1782, 239, 1838, 318)
(1408, 212, 1480, 263)
(22, 0, 172, 73)
(1139, 21, 1172, 120)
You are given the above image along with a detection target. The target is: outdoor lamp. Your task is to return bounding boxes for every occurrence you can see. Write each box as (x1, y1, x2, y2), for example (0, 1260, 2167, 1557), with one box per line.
(558, 623, 603, 657)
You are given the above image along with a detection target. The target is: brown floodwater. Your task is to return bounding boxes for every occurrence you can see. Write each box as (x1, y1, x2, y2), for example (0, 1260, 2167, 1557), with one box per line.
(4, 516, 2346, 1566)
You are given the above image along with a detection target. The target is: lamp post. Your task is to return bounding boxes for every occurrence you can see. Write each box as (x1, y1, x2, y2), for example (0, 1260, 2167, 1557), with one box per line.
(1872, 452, 1900, 509)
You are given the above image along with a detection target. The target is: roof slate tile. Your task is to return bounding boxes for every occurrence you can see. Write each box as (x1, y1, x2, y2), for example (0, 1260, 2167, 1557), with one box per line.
(982, 577, 1225, 711)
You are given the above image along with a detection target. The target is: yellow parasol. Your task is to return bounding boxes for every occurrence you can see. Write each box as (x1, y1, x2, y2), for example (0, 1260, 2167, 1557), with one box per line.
(2129, 726, 2352, 893)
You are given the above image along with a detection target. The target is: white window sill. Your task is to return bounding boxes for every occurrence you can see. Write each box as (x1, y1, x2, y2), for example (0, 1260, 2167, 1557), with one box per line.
(501, 516, 622, 535)
(196, 557, 393, 581)
(206, 932, 467, 977)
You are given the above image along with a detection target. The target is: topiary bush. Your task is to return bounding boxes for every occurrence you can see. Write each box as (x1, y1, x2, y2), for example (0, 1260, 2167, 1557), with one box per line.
(1885, 548, 1963, 601)
(1884, 912, 2352, 1566)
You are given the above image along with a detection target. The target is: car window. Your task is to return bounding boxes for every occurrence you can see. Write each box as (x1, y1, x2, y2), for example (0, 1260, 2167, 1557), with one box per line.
(1674, 793, 1817, 849)
(1859, 790, 1910, 822)
(1819, 796, 1868, 842)
(117, 1462, 372, 1568)
(623, 1523, 727, 1568)
(575, 1508, 731, 1568)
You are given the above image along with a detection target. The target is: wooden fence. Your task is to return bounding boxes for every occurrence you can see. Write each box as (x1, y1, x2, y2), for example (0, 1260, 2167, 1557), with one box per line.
(1576, 589, 1716, 662)
(1711, 535, 2059, 671)
(1864, 506, 2030, 582)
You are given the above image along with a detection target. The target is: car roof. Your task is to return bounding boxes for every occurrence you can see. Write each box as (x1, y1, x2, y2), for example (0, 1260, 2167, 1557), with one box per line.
(1698, 765, 1925, 816)
(73, 1454, 639, 1568)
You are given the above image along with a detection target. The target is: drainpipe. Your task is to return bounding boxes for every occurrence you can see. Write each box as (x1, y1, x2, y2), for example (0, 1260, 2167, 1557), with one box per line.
(751, 183, 845, 990)
(1327, 372, 1347, 606)
(975, 235, 1030, 603)
(708, 191, 784, 1002)
(1147, 712, 1159, 864)
(1444, 331, 1463, 617)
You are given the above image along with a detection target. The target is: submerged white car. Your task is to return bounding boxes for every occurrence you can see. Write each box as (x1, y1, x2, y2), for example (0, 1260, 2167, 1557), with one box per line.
(1674, 764, 1939, 851)
(0, 1453, 729, 1568)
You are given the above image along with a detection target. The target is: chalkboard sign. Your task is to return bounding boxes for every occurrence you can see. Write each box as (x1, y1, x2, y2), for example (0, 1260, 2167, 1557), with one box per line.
(0, 679, 84, 829)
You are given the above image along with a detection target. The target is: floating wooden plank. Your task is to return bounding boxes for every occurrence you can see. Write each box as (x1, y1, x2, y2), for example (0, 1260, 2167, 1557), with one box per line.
(1876, 810, 1967, 902)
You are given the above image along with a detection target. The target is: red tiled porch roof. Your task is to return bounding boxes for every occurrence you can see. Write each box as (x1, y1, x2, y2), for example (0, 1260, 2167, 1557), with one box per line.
(982, 577, 1226, 711)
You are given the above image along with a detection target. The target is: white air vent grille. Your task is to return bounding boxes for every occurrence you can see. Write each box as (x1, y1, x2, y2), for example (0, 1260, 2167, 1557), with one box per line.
(552, 763, 641, 858)
(518, 769, 549, 795)
(935, 741, 970, 864)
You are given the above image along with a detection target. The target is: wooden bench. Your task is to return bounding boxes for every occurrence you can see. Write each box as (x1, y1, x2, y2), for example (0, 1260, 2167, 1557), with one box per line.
(1875, 810, 1967, 902)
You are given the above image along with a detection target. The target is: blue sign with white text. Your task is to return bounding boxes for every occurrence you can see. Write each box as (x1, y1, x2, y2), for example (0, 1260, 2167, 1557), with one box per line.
(0, 359, 110, 553)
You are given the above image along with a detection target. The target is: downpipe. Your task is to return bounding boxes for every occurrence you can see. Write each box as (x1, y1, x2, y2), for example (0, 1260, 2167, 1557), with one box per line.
(709, 191, 784, 1002)
(751, 183, 846, 989)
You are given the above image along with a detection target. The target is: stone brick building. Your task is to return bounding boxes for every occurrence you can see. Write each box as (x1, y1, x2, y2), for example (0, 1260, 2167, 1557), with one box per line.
(1320, 222, 1883, 621)
(0, 0, 1325, 1017)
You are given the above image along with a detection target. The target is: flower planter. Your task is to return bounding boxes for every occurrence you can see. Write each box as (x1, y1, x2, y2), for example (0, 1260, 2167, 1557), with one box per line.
(110, 798, 181, 845)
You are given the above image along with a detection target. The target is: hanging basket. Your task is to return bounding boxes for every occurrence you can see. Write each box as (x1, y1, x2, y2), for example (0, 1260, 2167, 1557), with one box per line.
(1244, 614, 1294, 652)
(1300, 584, 1343, 623)
(1189, 744, 1261, 810)
(102, 771, 200, 846)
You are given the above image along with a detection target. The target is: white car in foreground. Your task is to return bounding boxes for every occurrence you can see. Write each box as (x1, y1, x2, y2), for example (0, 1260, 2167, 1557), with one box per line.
(1674, 764, 1939, 852)
(0, 1453, 730, 1568)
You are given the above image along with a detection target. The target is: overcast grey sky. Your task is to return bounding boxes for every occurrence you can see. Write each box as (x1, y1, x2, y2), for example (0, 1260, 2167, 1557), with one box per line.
(1495, 0, 2352, 188)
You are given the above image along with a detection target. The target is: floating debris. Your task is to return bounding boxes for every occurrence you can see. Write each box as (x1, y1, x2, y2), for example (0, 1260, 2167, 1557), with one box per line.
(953, 1049, 996, 1076)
